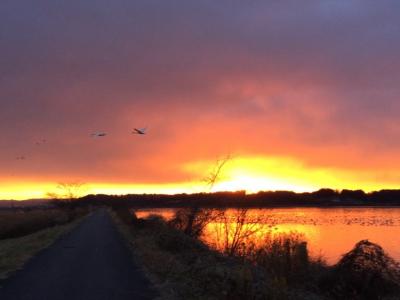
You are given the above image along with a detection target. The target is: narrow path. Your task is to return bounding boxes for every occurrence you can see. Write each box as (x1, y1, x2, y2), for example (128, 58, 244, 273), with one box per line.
(0, 209, 157, 300)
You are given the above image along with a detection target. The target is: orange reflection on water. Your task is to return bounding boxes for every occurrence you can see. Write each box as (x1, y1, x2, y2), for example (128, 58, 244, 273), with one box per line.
(135, 207, 400, 265)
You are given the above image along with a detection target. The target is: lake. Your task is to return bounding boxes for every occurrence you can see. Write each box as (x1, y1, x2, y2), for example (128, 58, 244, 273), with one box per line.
(135, 207, 400, 265)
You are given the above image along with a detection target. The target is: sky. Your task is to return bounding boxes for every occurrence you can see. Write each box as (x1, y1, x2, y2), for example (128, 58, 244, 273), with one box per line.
(1, 0, 400, 199)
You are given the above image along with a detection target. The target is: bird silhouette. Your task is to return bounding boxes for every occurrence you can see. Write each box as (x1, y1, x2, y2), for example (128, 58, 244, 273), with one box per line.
(35, 139, 47, 146)
(132, 127, 147, 135)
(91, 132, 107, 137)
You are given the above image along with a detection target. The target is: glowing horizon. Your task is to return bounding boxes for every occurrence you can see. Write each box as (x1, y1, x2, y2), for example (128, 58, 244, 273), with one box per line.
(2, 155, 399, 200)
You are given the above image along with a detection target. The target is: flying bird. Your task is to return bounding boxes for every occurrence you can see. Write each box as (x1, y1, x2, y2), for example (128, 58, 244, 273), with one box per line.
(132, 127, 147, 135)
(91, 132, 107, 137)
(35, 139, 47, 146)
(16, 156, 26, 160)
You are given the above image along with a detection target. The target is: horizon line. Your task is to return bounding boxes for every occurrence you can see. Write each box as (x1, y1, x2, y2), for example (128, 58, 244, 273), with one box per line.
(3, 187, 400, 202)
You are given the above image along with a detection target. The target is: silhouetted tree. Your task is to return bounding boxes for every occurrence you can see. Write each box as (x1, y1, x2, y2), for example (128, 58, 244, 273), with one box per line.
(340, 189, 366, 201)
(46, 181, 87, 208)
(312, 188, 338, 199)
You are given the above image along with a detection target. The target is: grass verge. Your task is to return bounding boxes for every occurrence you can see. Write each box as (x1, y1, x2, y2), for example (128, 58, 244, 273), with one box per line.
(109, 209, 168, 299)
(0, 208, 88, 240)
(112, 207, 400, 299)
(110, 208, 323, 300)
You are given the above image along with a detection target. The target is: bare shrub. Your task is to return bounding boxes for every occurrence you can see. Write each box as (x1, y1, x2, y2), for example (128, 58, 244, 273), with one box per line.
(206, 208, 318, 287)
(210, 208, 262, 257)
(169, 207, 223, 239)
(113, 207, 139, 225)
(46, 181, 87, 207)
(249, 232, 312, 284)
(321, 240, 400, 299)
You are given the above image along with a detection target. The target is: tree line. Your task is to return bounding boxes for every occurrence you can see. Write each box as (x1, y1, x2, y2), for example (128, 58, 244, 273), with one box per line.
(74, 188, 400, 208)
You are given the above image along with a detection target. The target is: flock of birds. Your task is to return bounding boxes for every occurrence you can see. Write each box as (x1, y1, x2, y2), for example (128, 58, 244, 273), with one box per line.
(15, 127, 148, 160)
(90, 127, 147, 138)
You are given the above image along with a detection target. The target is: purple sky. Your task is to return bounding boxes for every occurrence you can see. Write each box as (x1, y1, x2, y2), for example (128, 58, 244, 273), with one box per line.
(1, 1, 400, 197)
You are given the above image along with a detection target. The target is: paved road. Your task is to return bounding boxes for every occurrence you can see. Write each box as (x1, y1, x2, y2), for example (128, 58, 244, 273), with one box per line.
(0, 210, 157, 300)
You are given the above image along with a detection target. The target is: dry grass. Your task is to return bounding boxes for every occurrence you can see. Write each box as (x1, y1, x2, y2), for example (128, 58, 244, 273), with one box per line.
(0, 213, 86, 281)
(0, 208, 87, 240)
(111, 208, 324, 300)
(109, 209, 167, 299)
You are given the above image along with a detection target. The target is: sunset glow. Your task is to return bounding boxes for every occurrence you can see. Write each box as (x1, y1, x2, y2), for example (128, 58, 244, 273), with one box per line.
(2, 155, 399, 200)
(1, 1, 400, 200)
(3, 3, 400, 300)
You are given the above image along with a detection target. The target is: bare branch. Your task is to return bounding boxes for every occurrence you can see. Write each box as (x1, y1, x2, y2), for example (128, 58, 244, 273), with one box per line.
(47, 181, 87, 207)
(203, 154, 232, 192)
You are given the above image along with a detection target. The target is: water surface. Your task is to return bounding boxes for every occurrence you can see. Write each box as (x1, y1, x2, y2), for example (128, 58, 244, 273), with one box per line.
(136, 207, 400, 264)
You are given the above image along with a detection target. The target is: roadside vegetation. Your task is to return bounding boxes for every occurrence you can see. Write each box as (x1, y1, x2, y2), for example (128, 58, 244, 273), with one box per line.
(112, 206, 400, 300)
(0, 212, 86, 281)
(0, 208, 87, 240)
(0, 185, 89, 282)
